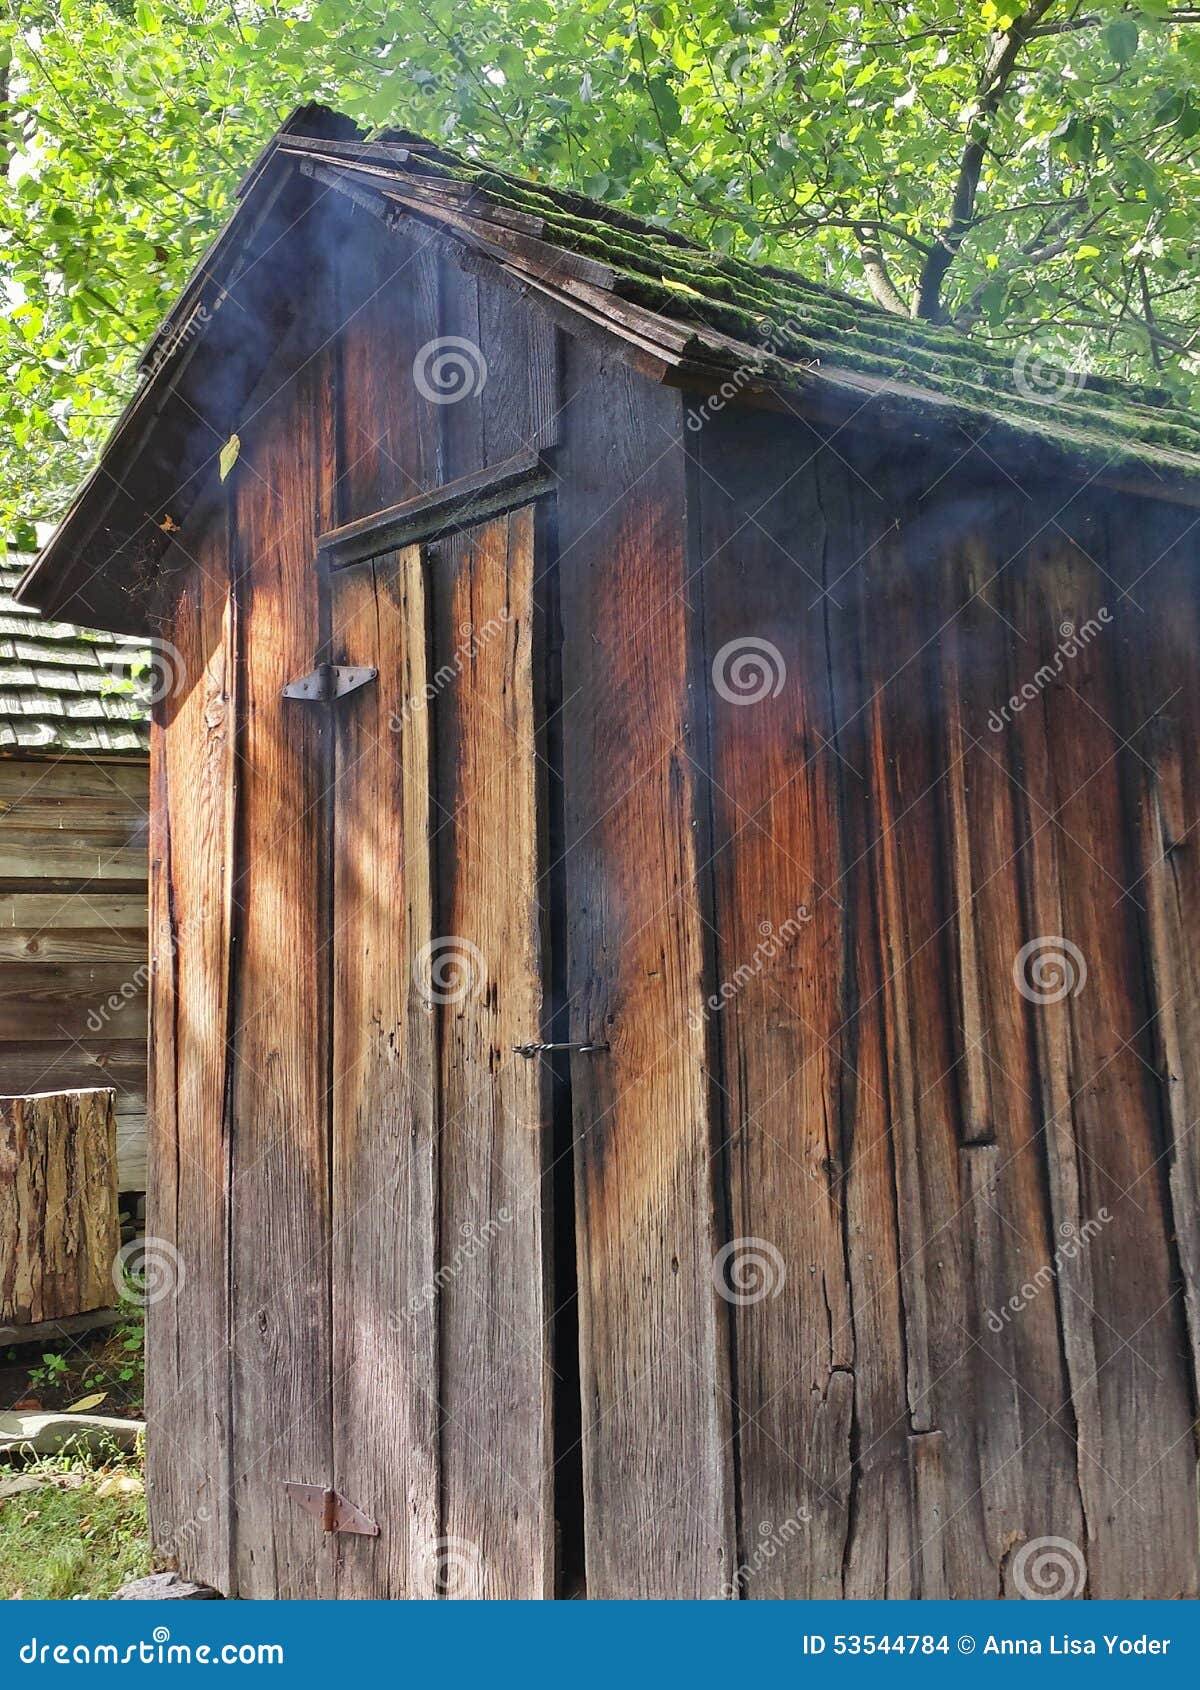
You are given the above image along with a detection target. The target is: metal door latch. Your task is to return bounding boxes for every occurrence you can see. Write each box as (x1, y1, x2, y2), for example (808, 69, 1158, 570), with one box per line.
(512, 1040, 609, 1059)
(283, 1483, 379, 1537)
(281, 664, 377, 702)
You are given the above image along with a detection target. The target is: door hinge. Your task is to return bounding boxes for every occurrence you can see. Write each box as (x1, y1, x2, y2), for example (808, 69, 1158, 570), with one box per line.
(281, 663, 377, 703)
(283, 1483, 379, 1537)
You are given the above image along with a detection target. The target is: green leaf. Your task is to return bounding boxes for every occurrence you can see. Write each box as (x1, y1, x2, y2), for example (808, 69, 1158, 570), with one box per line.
(1104, 17, 1139, 65)
(647, 75, 681, 136)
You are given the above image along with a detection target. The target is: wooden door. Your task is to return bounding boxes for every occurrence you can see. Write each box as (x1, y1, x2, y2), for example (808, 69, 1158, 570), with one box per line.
(326, 498, 553, 1598)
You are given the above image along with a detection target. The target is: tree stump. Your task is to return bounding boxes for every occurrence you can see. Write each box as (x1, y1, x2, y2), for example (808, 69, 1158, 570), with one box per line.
(0, 1088, 120, 1325)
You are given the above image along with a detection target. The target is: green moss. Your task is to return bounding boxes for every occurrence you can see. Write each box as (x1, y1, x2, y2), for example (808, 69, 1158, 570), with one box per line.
(399, 144, 1200, 476)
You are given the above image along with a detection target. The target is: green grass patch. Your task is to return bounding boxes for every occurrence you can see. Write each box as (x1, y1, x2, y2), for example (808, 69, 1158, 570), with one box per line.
(0, 1447, 150, 1599)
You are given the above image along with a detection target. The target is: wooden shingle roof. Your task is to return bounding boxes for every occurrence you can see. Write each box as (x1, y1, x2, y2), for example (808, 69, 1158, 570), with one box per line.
(18, 103, 1200, 634)
(0, 553, 149, 756)
(263, 125, 1200, 487)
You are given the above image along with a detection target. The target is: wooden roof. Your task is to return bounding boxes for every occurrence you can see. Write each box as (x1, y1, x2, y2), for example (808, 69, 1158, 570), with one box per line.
(0, 553, 148, 756)
(18, 103, 1200, 633)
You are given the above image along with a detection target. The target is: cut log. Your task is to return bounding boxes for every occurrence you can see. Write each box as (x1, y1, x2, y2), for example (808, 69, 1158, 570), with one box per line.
(0, 1087, 119, 1325)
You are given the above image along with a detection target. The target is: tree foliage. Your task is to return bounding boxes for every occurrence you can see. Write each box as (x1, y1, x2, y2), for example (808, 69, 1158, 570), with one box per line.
(2, 0, 1197, 542)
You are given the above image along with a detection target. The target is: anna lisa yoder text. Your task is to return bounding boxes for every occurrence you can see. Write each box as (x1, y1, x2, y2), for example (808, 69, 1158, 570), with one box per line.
(795, 1635, 1172, 1656)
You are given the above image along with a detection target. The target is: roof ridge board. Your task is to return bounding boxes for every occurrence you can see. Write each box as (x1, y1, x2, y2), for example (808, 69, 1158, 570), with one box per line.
(275, 135, 414, 166)
(301, 154, 552, 242)
(397, 144, 706, 253)
(235, 100, 361, 199)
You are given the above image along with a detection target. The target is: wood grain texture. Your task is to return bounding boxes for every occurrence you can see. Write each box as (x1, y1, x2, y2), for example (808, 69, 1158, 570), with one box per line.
(328, 547, 440, 1597)
(1111, 498, 1200, 1421)
(0, 925, 145, 964)
(556, 343, 734, 1598)
(0, 1038, 144, 1102)
(1007, 497, 1198, 1598)
(436, 507, 553, 1599)
(327, 211, 442, 1598)
(930, 504, 1084, 1593)
(807, 444, 914, 1599)
(0, 962, 146, 1041)
(145, 515, 237, 1594)
(0, 891, 146, 929)
(696, 415, 853, 1597)
(839, 468, 1000, 1597)
(425, 256, 559, 1595)
(0, 835, 146, 881)
(0, 757, 148, 1191)
(0, 1087, 118, 1324)
(225, 261, 338, 1600)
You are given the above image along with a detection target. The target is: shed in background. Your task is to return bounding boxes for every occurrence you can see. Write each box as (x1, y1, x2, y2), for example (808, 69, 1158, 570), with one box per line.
(0, 552, 148, 1192)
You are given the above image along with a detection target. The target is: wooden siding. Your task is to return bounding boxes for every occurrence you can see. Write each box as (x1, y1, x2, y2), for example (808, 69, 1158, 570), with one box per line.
(143, 184, 1199, 1600)
(685, 410, 1199, 1599)
(0, 757, 148, 1190)
(556, 339, 735, 1597)
(148, 199, 561, 1598)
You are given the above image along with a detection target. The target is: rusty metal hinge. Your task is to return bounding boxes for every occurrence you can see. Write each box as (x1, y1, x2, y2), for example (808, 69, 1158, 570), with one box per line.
(283, 1483, 379, 1537)
(281, 663, 377, 703)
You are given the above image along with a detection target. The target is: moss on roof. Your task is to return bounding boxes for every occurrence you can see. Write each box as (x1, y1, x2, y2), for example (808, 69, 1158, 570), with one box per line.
(373, 127, 1200, 484)
(0, 556, 149, 756)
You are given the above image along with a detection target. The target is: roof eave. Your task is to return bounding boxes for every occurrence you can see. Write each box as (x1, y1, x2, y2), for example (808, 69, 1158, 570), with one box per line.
(19, 109, 1200, 634)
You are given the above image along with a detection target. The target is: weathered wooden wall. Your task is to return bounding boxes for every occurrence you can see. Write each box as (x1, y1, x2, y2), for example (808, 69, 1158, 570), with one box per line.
(0, 758, 148, 1190)
(145, 180, 1199, 1599)
(679, 409, 1200, 1599)
(147, 194, 560, 1598)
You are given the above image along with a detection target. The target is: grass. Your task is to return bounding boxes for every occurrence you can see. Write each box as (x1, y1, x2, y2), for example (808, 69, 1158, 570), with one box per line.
(0, 1442, 150, 1599)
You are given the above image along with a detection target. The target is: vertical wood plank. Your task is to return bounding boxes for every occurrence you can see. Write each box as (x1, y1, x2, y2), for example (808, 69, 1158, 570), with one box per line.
(844, 470, 998, 1597)
(436, 506, 554, 1598)
(329, 547, 440, 1597)
(327, 201, 444, 1601)
(1006, 500, 1198, 1598)
(1112, 501, 1200, 1412)
(423, 257, 557, 1595)
(695, 414, 853, 1597)
(146, 515, 236, 1594)
(226, 263, 337, 1599)
(931, 505, 1085, 1585)
(556, 344, 734, 1598)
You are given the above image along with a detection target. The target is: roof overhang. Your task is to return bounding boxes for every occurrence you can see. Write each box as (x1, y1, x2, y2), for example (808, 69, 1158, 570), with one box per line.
(19, 104, 1200, 634)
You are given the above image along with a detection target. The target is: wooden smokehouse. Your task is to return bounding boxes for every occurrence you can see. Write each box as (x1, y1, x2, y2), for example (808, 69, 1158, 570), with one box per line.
(19, 105, 1200, 1600)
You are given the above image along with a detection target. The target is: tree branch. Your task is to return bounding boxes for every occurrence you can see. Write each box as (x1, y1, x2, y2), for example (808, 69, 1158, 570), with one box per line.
(859, 241, 910, 314)
(915, 0, 1057, 321)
